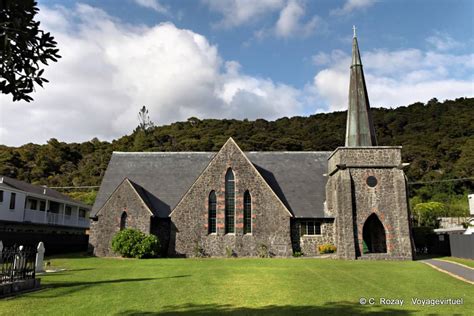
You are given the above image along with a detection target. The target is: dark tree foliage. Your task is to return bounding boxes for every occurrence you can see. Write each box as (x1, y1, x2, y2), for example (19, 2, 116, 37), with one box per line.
(0, 0, 60, 102)
(0, 98, 472, 208)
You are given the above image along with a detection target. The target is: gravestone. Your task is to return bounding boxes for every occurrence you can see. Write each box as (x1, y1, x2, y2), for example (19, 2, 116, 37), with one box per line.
(35, 242, 45, 273)
(13, 245, 25, 271)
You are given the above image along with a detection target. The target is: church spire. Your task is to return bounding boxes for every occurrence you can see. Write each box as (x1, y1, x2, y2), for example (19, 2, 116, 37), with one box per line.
(345, 27, 377, 147)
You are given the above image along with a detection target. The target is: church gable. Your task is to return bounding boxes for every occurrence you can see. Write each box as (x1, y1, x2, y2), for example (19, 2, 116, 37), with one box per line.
(170, 138, 293, 257)
(89, 178, 154, 257)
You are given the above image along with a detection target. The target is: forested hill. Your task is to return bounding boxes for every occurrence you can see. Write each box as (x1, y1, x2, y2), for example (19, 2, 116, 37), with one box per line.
(0, 97, 473, 207)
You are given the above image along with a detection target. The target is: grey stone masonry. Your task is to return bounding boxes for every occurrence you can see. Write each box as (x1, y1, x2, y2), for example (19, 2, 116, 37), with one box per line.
(326, 147, 414, 260)
(291, 219, 335, 256)
(169, 138, 293, 257)
(328, 146, 402, 175)
(89, 179, 153, 257)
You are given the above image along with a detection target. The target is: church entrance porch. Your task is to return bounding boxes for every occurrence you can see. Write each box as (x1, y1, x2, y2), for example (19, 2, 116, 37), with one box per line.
(362, 213, 387, 254)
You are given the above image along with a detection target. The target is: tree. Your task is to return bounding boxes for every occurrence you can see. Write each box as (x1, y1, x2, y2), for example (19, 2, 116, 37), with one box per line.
(137, 106, 154, 133)
(1, 0, 61, 102)
(412, 202, 447, 228)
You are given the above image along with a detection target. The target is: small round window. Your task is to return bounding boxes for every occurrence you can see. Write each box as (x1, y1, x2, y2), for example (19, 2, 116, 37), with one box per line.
(366, 176, 378, 187)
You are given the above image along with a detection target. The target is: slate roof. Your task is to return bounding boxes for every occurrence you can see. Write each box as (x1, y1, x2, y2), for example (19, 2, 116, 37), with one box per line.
(92, 151, 331, 218)
(247, 152, 330, 218)
(92, 152, 215, 218)
(0, 175, 90, 208)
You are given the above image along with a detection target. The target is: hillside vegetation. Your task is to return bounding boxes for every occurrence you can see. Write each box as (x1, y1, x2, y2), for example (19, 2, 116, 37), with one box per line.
(0, 98, 472, 214)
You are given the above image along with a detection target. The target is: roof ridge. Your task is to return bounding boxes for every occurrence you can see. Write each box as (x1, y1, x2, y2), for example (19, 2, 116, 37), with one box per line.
(112, 151, 215, 154)
(112, 151, 332, 155)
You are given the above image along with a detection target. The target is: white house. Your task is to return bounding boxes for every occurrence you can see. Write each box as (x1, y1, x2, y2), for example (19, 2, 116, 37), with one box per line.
(0, 176, 90, 230)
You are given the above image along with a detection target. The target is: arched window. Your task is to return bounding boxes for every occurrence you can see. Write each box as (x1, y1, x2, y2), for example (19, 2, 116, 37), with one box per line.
(120, 212, 127, 230)
(243, 191, 252, 234)
(225, 169, 235, 234)
(208, 191, 217, 234)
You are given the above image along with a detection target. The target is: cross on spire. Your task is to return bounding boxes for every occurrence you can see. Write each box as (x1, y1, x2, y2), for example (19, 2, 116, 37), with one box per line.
(352, 25, 357, 38)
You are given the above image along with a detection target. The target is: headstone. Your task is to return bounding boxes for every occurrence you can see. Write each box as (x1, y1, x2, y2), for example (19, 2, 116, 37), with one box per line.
(14, 245, 25, 272)
(468, 194, 474, 216)
(36, 242, 45, 273)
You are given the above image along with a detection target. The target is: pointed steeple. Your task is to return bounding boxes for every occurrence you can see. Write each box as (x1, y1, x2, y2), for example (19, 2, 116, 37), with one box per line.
(345, 27, 377, 147)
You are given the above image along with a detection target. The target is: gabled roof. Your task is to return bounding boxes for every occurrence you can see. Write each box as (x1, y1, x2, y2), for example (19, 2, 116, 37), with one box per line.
(0, 175, 89, 208)
(247, 152, 330, 218)
(95, 178, 154, 217)
(91, 149, 331, 219)
(91, 152, 215, 218)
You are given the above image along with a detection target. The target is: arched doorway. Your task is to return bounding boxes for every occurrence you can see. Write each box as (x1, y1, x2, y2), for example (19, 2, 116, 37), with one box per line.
(362, 213, 387, 253)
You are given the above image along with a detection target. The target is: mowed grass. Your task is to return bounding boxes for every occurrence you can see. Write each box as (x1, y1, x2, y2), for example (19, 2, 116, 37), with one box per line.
(440, 256, 474, 268)
(1, 254, 473, 315)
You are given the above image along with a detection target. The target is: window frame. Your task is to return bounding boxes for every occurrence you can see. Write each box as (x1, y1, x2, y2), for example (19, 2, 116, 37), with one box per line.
(300, 220, 322, 236)
(78, 208, 87, 218)
(120, 211, 127, 230)
(39, 200, 46, 212)
(208, 191, 217, 234)
(9, 192, 16, 210)
(225, 169, 235, 234)
(243, 190, 252, 234)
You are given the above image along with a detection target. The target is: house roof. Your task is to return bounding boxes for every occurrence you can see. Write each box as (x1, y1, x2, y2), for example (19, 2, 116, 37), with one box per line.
(91, 151, 331, 218)
(0, 175, 90, 208)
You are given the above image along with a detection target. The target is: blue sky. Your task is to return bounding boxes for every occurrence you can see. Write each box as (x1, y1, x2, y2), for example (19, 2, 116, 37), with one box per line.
(1, 0, 473, 145)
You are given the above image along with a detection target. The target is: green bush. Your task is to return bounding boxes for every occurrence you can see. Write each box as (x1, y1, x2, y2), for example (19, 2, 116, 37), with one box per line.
(292, 251, 304, 257)
(111, 228, 160, 258)
(257, 244, 270, 258)
(318, 244, 336, 254)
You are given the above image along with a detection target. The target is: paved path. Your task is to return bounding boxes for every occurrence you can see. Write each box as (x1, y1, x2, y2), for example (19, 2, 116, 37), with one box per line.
(423, 259, 474, 284)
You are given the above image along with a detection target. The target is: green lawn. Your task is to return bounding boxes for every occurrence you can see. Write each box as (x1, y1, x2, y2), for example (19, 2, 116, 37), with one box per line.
(1, 255, 472, 315)
(439, 256, 474, 268)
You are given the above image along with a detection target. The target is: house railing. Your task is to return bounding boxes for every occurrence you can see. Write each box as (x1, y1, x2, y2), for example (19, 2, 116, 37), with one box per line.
(0, 245, 36, 284)
(24, 209, 90, 229)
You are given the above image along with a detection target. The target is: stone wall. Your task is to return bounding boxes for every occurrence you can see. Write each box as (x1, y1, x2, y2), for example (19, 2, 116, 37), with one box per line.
(291, 219, 335, 256)
(169, 139, 293, 257)
(328, 146, 402, 175)
(89, 179, 153, 257)
(326, 147, 414, 260)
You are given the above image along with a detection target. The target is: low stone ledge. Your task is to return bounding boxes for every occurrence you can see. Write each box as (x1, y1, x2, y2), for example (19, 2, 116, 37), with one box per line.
(0, 278, 41, 298)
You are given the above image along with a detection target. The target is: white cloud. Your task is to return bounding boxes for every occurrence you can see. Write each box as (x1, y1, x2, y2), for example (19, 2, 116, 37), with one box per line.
(205, 0, 319, 39)
(1, 4, 471, 147)
(134, 0, 170, 15)
(426, 32, 463, 51)
(0, 4, 303, 146)
(330, 0, 377, 16)
(275, 0, 318, 38)
(311, 47, 474, 111)
(202, 0, 284, 28)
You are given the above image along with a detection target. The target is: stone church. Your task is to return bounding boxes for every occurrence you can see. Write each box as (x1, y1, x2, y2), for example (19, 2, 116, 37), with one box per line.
(89, 33, 414, 260)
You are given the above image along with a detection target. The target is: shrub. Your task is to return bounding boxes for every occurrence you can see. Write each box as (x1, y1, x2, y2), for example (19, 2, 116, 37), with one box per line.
(318, 244, 336, 254)
(257, 243, 269, 258)
(193, 242, 206, 258)
(292, 251, 304, 257)
(111, 228, 160, 258)
(224, 246, 238, 258)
